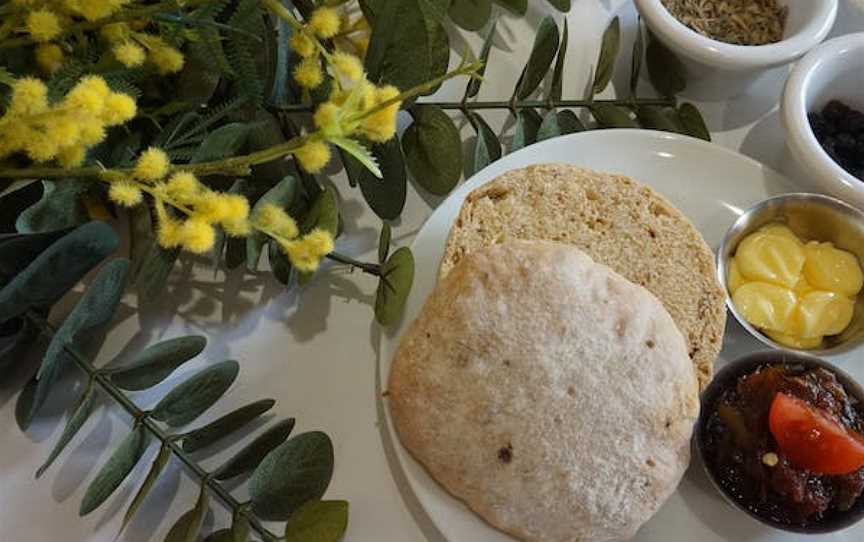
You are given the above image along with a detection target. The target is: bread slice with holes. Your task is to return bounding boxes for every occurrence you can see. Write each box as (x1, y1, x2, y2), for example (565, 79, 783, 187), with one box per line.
(439, 164, 726, 389)
(389, 241, 699, 541)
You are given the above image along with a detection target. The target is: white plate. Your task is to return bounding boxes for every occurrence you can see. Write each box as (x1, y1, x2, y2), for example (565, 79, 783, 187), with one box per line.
(380, 129, 864, 542)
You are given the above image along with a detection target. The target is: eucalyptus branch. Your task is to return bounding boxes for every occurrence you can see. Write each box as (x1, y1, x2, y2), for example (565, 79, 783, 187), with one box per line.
(24, 312, 279, 542)
(0, 0, 213, 50)
(326, 252, 381, 275)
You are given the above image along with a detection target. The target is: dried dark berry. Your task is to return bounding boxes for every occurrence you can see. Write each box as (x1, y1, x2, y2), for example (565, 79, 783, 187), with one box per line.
(809, 100, 864, 181)
(823, 100, 851, 122)
(841, 110, 864, 135)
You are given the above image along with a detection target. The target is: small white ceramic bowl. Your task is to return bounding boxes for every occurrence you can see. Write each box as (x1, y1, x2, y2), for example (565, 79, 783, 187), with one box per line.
(782, 33, 864, 210)
(634, 0, 838, 101)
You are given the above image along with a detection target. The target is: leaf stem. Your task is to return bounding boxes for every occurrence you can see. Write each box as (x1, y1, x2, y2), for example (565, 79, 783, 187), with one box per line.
(326, 251, 381, 275)
(24, 311, 280, 542)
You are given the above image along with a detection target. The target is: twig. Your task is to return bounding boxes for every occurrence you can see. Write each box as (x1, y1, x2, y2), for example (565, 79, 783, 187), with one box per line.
(25, 312, 280, 542)
(326, 252, 381, 275)
(276, 97, 677, 114)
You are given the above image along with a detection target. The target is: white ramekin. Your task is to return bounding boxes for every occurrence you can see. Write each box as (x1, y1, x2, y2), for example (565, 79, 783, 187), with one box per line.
(634, 0, 838, 101)
(781, 33, 864, 210)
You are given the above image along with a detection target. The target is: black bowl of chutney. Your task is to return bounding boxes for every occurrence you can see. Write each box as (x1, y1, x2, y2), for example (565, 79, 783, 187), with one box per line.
(695, 351, 864, 534)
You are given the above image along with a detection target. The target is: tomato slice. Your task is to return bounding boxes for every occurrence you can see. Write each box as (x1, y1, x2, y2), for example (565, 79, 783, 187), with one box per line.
(769, 392, 864, 475)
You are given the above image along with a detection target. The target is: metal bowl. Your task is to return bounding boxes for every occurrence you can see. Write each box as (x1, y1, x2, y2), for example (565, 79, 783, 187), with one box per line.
(717, 193, 864, 355)
(694, 350, 864, 534)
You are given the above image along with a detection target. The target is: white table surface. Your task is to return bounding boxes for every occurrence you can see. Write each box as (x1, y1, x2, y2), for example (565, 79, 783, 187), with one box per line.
(2, 2, 863, 541)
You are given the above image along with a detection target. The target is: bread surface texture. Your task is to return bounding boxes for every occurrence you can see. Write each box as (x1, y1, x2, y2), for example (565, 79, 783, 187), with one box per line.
(389, 241, 700, 542)
(439, 164, 726, 389)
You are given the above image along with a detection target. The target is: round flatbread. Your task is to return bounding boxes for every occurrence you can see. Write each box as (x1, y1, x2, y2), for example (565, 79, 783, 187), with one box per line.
(439, 164, 726, 389)
(389, 241, 700, 542)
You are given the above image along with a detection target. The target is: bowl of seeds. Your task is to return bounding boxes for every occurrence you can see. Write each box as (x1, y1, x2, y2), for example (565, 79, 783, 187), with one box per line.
(634, 0, 838, 101)
(782, 33, 864, 211)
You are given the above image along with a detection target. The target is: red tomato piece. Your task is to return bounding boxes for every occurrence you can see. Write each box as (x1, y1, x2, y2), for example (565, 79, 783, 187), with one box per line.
(769, 392, 864, 475)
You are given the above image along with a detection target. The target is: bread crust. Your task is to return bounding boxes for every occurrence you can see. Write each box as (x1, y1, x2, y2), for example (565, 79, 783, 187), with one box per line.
(439, 164, 726, 389)
(389, 241, 700, 542)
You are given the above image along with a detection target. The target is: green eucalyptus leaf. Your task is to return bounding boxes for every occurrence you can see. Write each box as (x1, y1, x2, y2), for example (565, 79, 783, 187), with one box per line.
(493, 0, 526, 14)
(128, 203, 154, 282)
(230, 513, 250, 542)
(464, 20, 496, 99)
(28, 259, 128, 425)
(468, 113, 501, 175)
(190, 122, 251, 163)
(646, 31, 686, 97)
(16, 180, 89, 234)
(80, 425, 150, 516)
(449, 0, 491, 31)
(356, 139, 407, 221)
(150, 360, 240, 427)
(590, 104, 639, 128)
(678, 103, 711, 141)
(630, 21, 645, 97)
(593, 17, 620, 95)
(136, 245, 179, 305)
(246, 176, 298, 272)
(0, 181, 42, 233)
(300, 185, 339, 237)
(284, 500, 349, 542)
(537, 110, 562, 141)
(549, 19, 568, 102)
(329, 136, 381, 179)
(36, 382, 97, 478)
(15, 377, 37, 431)
(375, 247, 414, 326)
(402, 105, 463, 196)
(511, 109, 543, 151)
(120, 443, 172, 537)
(537, 110, 585, 142)
(214, 418, 296, 481)
(108, 336, 207, 391)
(635, 106, 685, 134)
(378, 223, 391, 265)
(249, 431, 335, 521)
(0, 221, 118, 324)
(517, 17, 559, 99)
(163, 484, 209, 542)
(0, 229, 70, 287)
(0, 317, 36, 376)
(181, 399, 276, 453)
(269, 240, 293, 285)
(545, 0, 570, 11)
(203, 529, 233, 542)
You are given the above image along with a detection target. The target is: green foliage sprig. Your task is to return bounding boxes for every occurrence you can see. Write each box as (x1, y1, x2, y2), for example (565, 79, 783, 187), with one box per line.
(1, 223, 345, 542)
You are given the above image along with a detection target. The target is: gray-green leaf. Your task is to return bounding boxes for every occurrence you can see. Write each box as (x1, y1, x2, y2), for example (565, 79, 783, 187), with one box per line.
(493, 0, 526, 14)
(469, 112, 501, 175)
(590, 104, 639, 128)
(630, 20, 645, 97)
(378, 223, 391, 265)
(190, 123, 251, 163)
(108, 335, 207, 391)
(511, 109, 543, 151)
(636, 106, 685, 134)
(36, 382, 97, 478)
(464, 20, 496, 99)
(329, 137, 381, 179)
(537, 109, 585, 142)
(214, 418, 296, 481)
(646, 30, 686, 97)
(375, 247, 414, 326)
(0, 221, 118, 324)
(150, 360, 240, 427)
(27, 259, 128, 425)
(545, 0, 570, 11)
(549, 19, 568, 102)
(135, 245, 179, 304)
(517, 17, 559, 99)
(247, 176, 298, 272)
(449, 0, 491, 31)
(181, 399, 276, 453)
(284, 500, 349, 542)
(678, 103, 711, 141)
(120, 443, 172, 537)
(229, 512, 251, 542)
(250, 431, 335, 521)
(402, 105, 463, 196)
(80, 425, 150, 516)
(16, 180, 88, 234)
(593, 17, 620, 95)
(163, 484, 209, 542)
(356, 138, 407, 221)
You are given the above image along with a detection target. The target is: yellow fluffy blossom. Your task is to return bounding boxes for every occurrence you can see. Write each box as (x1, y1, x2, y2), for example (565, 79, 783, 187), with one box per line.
(223, 218, 252, 237)
(331, 52, 363, 82)
(313, 102, 341, 135)
(8, 78, 48, 116)
(100, 23, 130, 42)
(294, 57, 323, 89)
(309, 7, 341, 39)
(150, 45, 185, 74)
(109, 181, 143, 207)
(253, 203, 299, 239)
(294, 140, 331, 173)
(289, 32, 316, 58)
(180, 219, 216, 253)
(67, 0, 129, 22)
(280, 229, 334, 272)
(114, 42, 146, 67)
(134, 147, 170, 181)
(223, 194, 250, 224)
(63, 75, 110, 115)
(35, 43, 64, 74)
(78, 118, 107, 145)
(26, 10, 62, 42)
(101, 93, 137, 125)
(164, 172, 200, 202)
(25, 132, 59, 161)
(56, 145, 87, 168)
(195, 191, 232, 223)
(157, 216, 184, 248)
(361, 85, 401, 142)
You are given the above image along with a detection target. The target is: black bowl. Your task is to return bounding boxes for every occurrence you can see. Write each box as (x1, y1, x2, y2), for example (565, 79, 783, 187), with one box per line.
(695, 350, 864, 534)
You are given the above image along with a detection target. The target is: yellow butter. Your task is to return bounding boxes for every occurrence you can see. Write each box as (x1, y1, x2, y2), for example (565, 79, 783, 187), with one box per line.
(792, 290, 855, 338)
(760, 224, 801, 242)
(764, 329, 824, 350)
(727, 258, 744, 294)
(732, 282, 798, 332)
(735, 232, 805, 288)
(803, 241, 864, 297)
